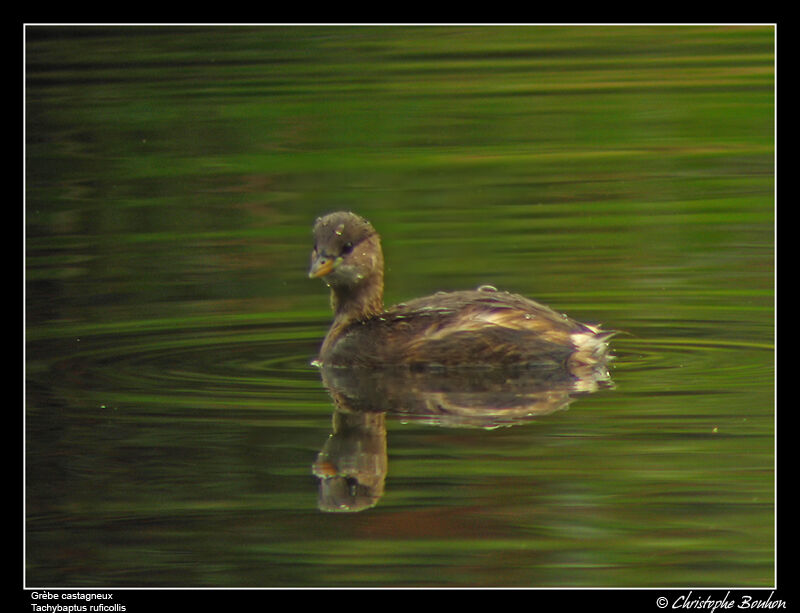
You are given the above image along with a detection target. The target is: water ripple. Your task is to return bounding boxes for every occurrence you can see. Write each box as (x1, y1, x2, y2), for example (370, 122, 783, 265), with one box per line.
(28, 319, 326, 412)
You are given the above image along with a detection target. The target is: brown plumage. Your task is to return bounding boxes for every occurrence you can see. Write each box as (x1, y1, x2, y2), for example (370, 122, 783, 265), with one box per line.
(309, 211, 614, 370)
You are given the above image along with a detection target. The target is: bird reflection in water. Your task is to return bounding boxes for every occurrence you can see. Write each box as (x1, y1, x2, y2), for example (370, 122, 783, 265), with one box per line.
(312, 363, 614, 513)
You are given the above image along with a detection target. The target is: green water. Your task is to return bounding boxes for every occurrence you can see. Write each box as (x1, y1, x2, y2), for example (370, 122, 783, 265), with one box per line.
(25, 25, 774, 588)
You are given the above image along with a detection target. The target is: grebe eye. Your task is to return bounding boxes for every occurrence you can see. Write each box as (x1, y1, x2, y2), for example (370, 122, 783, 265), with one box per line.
(341, 241, 354, 255)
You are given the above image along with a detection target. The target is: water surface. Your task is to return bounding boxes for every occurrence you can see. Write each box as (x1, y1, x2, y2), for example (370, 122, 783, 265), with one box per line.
(25, 25, 774, 588)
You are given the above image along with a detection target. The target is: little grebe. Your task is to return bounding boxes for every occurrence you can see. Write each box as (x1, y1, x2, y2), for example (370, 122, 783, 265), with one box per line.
(309, 211, 614, 369)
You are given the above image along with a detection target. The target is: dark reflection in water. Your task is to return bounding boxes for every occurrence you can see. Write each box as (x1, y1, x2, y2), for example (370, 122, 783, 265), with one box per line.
(313, 361, 613, 512)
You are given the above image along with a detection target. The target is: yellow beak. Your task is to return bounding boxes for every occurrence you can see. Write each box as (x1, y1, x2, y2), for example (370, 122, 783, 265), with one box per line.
(309, 255, 338, 279)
